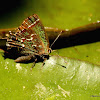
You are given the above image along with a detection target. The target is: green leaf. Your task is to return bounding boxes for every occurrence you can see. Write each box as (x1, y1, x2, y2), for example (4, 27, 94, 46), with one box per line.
(51, 42, 100, 65)
(0, 50, 100, 99)
(0, 0, 100, 100)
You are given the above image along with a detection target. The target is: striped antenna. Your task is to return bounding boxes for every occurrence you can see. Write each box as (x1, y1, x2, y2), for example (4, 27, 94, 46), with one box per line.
(50, 31, 62, 48)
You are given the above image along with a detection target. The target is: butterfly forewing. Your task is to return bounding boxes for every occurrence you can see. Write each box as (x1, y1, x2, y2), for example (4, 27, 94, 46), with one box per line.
(7, 14, 50, 56)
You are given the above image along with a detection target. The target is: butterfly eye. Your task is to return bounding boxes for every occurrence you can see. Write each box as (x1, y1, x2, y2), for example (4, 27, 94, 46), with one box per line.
(48, 48, 52, 53)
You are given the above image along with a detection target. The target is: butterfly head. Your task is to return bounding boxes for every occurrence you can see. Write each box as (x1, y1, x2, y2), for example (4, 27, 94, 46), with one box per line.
(39, 48, 52, 60)
(41, 47, 52, 55)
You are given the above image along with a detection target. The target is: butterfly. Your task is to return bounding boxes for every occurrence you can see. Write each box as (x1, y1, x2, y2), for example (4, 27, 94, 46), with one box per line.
(6, 14, 52, 67)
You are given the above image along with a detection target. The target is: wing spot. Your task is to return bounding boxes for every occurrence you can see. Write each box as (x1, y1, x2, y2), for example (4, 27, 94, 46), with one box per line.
(22, 44, 25, 47)
(28, 18, 40, 28)
(32, 45, 36, 48)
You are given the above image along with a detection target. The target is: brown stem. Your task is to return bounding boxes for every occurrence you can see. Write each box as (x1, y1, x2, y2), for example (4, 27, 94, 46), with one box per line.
(46, 21, 100, 40)
(0, 28, 16, 38)
(0, 21, 100, 39)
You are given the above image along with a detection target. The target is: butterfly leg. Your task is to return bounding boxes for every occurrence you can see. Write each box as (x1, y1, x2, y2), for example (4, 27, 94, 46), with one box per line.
(40, 58, 47, 69)
(30, 58, 37, 71)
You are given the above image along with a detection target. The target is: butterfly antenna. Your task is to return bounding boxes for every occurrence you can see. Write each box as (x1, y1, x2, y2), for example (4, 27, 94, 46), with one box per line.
(50, 31, 62, 48)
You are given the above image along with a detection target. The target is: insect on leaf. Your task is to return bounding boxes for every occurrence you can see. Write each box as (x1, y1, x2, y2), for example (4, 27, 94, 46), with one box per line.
(6, 14, 51, 63)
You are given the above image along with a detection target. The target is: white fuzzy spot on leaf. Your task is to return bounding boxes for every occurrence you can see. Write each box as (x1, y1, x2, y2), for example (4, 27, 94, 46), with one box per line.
(16, 63, 22, 72)
(58, 85, 70, 97)
(33, 82, 54, 98)
(23, 86, 25, 90)
(5, 61, 9, 70)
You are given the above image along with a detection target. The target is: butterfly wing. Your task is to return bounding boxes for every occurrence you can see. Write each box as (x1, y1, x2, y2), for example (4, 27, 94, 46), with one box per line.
(7, 14, 50, 56)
